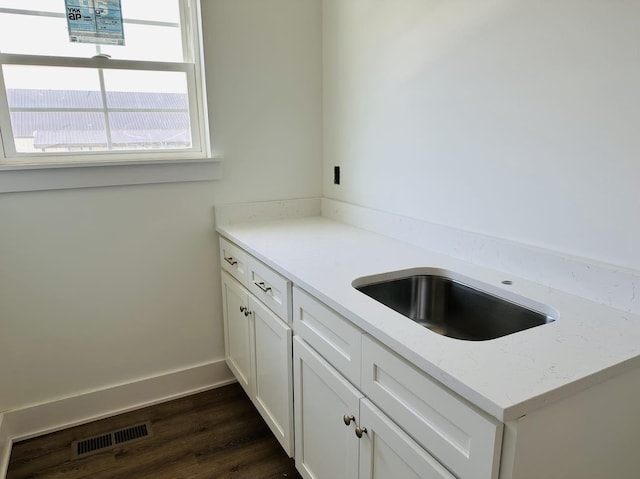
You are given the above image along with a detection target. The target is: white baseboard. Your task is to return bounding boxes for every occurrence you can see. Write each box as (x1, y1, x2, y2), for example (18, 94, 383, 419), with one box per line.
(0, 359, 235, 479)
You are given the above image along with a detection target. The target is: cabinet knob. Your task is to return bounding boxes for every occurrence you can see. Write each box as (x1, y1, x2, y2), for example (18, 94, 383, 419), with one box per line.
(239, 306, 246, 313)
(343, 415, 355, 426)
(355, 426, 367, 438)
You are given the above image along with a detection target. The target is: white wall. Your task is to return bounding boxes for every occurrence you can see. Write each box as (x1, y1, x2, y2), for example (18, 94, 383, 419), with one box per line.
(0, 0, 322, 414)
(205, 0, 322, 204)
(323, 0, 640, 271)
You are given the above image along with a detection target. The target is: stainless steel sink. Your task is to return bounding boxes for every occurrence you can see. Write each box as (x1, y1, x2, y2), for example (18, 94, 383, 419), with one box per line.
(354, 271, 556, 340)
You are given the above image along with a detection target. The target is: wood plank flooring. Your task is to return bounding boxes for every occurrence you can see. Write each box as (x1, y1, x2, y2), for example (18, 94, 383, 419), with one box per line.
(7, 383, 301, 479)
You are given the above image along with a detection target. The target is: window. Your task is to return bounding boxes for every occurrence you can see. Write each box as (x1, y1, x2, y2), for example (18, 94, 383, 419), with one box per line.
(0, 0, 211, 168)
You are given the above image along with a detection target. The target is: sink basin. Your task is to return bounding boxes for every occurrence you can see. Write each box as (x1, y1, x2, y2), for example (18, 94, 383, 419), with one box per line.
(354, 270, 557, 340)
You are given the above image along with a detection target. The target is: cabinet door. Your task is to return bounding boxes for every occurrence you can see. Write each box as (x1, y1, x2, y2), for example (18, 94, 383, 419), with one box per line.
(294, 337, 362, 479)
(358, 399, 455, 479)
(221, 272, 253, 396)
(252, 297, 293, 456)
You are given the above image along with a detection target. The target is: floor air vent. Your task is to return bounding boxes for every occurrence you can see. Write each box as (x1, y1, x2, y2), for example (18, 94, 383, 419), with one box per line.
(114, 423, 149, 444)
(75, 433, 113, 457)
(72, 421, 152, 458)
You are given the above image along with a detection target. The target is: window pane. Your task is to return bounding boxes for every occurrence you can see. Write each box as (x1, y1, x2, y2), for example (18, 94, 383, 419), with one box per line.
(3, 65, 105, 153)
(120, 0, 181, 24)
(7, 89, 103, 110)
(3, 65, 101, 93)
(0, 1, 61, 13)
(100, 23, 183, 62)
(109, 112, 191, 150)
(0, 13, 96, 57)
(103, 70, 191, 151)
(11, 112, 107, 153)
(103, 69, 188, 99)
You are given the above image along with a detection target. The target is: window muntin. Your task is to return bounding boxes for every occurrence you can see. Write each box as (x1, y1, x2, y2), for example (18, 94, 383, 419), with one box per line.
(0, 0, 209, 166)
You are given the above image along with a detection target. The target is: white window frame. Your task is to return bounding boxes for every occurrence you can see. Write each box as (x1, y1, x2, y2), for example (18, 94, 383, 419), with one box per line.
(0, 1, 219, 192)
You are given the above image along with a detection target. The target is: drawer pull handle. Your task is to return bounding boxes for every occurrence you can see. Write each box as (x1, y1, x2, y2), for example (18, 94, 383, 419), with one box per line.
(355, 426, 367, 438)
(343, 415, 355, 426)
(254, 281, 272, 293)
(224, 256, 238, 266)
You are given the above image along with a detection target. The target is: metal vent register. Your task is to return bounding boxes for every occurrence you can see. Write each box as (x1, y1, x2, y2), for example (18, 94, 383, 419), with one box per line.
(71, 422, 153, 458)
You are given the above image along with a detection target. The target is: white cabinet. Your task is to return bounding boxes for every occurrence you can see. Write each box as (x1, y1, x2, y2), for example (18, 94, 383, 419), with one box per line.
(293, 336, 455, 479)
(293, 287, 362, 386)
(220, 236, 249, 284)
(219, 223, 640, 479)
(293, 336, 362, 479)
(219, 239, 294, 456)
(252, 296, 293, 454)
(292, 290, 458, 479)
(358, 399, 455, 479)
(248, 256, 292, 323)
(361, 337, 502, 479)
(221, 271, 253, 395)
(220, 235, 498, 477)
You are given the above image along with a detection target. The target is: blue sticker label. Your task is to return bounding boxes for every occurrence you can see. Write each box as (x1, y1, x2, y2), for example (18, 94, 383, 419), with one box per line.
(66, 0, 125, 46)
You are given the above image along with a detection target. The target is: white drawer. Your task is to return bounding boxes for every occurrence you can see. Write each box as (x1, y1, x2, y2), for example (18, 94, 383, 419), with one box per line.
(219, 237, 249, 285)
(293, 287, 362, 387)
(361, 336, 503, 479)
(247, 256, 291, 323)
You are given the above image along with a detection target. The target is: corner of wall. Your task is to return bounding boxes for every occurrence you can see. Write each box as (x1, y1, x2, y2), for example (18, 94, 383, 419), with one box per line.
(0, 413, 11, 479)
(215, 197, 322, 226)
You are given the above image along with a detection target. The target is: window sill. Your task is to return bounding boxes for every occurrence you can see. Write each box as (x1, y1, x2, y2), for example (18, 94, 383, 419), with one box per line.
(0, 157, 221, 193)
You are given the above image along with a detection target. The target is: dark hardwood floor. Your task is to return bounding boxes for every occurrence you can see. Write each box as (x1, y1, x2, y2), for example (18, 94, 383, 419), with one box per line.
(7, 383, 301, 479)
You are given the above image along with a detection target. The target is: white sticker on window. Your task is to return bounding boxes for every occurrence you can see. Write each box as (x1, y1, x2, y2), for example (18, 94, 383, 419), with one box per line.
(65, 0, 125, 46)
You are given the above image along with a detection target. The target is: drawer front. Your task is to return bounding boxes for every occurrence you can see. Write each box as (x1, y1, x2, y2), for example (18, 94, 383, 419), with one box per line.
(293, 287, 362, 387)
(247, 256, 291, 323)
(219, 237, 249, 285)
(361, 336, 502, 479)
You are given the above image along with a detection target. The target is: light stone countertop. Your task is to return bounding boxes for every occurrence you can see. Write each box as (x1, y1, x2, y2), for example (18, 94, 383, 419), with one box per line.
(217, 216, 640, 422)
